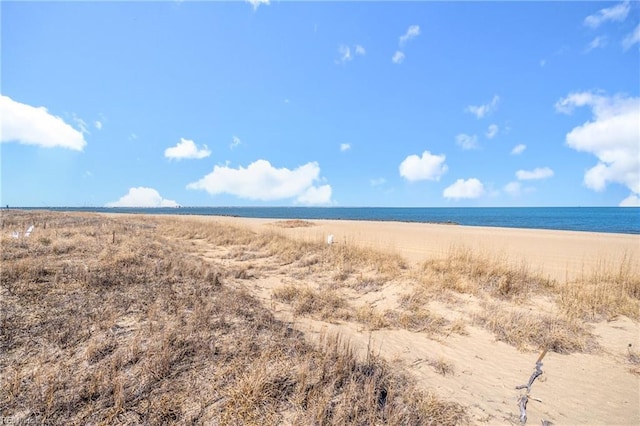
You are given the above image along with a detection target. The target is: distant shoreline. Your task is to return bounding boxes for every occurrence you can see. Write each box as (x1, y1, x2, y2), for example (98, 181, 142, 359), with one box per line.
(176, 214, 640, 283)
(7, 206, 640, 235)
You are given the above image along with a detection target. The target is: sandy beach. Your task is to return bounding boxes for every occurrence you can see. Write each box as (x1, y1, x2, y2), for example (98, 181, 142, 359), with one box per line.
(185, 215, 640, 282)
(174, 217, 640, 425)
(4, 210, 639, 425)
(167, 214, 640, 424)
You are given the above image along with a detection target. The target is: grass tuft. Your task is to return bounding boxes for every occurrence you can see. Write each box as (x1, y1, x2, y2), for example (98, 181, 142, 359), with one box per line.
(473, 302, 598, 353)
(558, 253, 640, 321)
(421, 246, 552, 300)
(273, 284, 352, 321)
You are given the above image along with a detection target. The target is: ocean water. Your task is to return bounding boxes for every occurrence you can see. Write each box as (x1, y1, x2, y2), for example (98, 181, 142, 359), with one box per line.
(29, 206, 640, 235)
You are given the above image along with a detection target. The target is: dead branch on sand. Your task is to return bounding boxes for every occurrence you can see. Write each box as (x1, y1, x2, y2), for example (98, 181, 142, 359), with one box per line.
(516, 348, 548, 424)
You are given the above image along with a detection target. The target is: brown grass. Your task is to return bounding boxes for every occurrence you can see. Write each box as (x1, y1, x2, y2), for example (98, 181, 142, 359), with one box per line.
(385, 294, 451, 335)
(181, 217, 639, 353)
(558, 253, 640, 321)
(412, 244, 639, 353)
(271, 219, 316, 228)
(272, 284, 352, 322)
(428, 357, 455, 376)
(355, 305, 390, 330)
(627, 344, 640, 375)
(1, 210, 466, 425)
(473, 302, 598, 353)
(420, 246, 552, 301)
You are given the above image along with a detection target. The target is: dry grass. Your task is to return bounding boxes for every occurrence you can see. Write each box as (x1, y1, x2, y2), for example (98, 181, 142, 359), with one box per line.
(627, 344, 640, 375)
(420, 246, 552, 301)
(271, 219, 316, 228)
(1, 210, 467, 425)
(164, 217, 406, 287)
(272, 284, 352, 322)
(355, 305, 390, 330)
(412, 244, 639, 353)
(558, 253, 640, 321)
(473, 302, 598, 354)
(189, 218, 640, 353)
(4, 209, 636, 424)
(386, 294, 451, 335)
(428, 358, 455, 376)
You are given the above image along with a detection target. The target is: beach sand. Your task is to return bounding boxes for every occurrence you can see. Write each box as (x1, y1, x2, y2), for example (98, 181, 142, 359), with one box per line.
(171, 214, 640, 425)
(188, 215, 640, 282)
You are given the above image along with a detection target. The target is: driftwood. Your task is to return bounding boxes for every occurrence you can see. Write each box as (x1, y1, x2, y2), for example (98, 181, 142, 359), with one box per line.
(515, 348, 548, 424)
(517, 394, 529, 423)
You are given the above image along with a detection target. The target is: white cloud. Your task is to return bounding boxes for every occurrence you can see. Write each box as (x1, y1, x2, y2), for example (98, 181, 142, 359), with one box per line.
(516, 167, 554, 180)
(503, 181, 522, 196)
(554, 92, 596, 114)
(247, 0, 269, 11)
(504, 181, 535, 197)
(392, 51, 405, 64)
(456, 133, 478, 150)
(337, 44, 365, 63)
(72, 114, 90, 135)
(106, 187, 179, 208)
(337, 45, 352, 64)
(399, 150, 448, 182)
(392, 25, 419, 64)
(466, 95, 499, 118)
(0, 95, 87, 151)
(584, 1, 630, 28)
(186, 159, 333, 205)
(129, 133, 138, 141)
(511, 144, 527, 155)
(585, 36, 608, 52)
(620, 194, 640, 207)
(486, 124, 499, 139)
(622, 23, 640, 50)
(555, 91, 639, 203)
(94, 120, 103, 130)
(399, 25, 420, 46)
(231, 135, 241, 149)
(340, 143, 351, 152)
(370, 178, 386, 186)
(443, 178, 485, 200)
(164, 138, 211, 160)
(296, 185, 333, 206)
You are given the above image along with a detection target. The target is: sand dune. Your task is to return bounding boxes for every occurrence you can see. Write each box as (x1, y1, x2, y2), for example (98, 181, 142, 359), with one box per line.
(170, 215, 640, 425)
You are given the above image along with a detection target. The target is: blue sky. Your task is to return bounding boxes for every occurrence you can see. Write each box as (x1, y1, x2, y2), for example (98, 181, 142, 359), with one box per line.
(1, 0, 639, 207)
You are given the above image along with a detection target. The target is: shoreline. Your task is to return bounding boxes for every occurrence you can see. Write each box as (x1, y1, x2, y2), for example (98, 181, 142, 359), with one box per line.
(11, 208, 639, 282)
(10, 206, 640, 235)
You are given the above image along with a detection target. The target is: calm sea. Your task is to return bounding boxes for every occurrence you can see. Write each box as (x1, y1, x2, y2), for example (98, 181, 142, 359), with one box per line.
(24, 207, 640, 235)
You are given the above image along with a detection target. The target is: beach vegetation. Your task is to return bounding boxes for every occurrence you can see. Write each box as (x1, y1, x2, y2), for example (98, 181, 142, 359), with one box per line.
(0, 210, 466, 425)
(2, 209, 638, 423)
